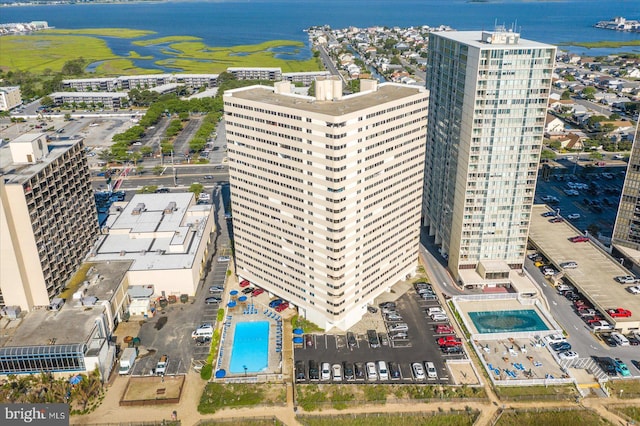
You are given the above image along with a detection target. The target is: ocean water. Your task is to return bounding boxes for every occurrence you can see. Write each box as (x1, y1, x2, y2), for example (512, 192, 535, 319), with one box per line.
(1, 0, 639, 68)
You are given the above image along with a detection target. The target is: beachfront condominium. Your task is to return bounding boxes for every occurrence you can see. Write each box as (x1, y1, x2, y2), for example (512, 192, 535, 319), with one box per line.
(612, 122, 640, 253)
(0, 135, 99, 311)
(422, 29, 556, 289)
(224, 77, 429, 330)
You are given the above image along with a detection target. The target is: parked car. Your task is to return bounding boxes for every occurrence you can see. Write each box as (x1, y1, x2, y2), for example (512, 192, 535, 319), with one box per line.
(366, 361, 378, 381)
(251, 288, 265, 297)
(544, 334, 567, 345)
(615, 275, 638, 284)
(628, 336, 640, 346)
(389, 323, 408, 332)
(275, 301, 289, 312)
(389, 331, 408, 339)
(208, 285, 224, 293)
(385, 313, 403, 321)
(596, 357, 617, 376)
(331, 363, 342, 381)
(627, 285, 640, 294)
(558, 351, 579, 360)
(567, 213, 581, 220)
(560, 261, 578, 269)
(204, 296, 221, 304)
(242, 287, 254, 294)
(388, 361, 401, 379)
(377, 361, 389, 381)
(437, 335, 463, 347)
(240, 280, 251, 287)
(412, 362, 425, 379)
(430, 313, 448, 321)
(309, 359, 320, 380)
(343, 362, 355, 381)
(541, 267, 556, 276)
(541, 211, 556, 217)
(550, 341, 572, 352)
(549, 217, 564, 223)
(217, 256, 230, 262)
(354, 362, 365, 380)
(367, 329, 380, 348)
(378, 333, 389, 346)
(607, 308, 632, 318)
(435, 324, 455, 334)
(614, 358, 631, 377)
(421, 293, 438, 301)
(425, 362, 438, 379)
(601, 334, 617, 347)
(320, 362, 331, 381)
(379, 301, 396, 310)
(442, 346, 464, 354)
(295, 360, 306, 382)
(570, 235, 589, 243)
(346, 332, 357, 348)
(269, 299, 284, 308)
(591, 321, 613, 331)
(427, 307, 445, 316)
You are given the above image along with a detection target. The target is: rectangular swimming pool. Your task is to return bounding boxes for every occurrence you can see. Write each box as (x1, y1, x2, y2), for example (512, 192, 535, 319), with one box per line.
(468, 309, 549, 334)
(229, 321, 269, 374)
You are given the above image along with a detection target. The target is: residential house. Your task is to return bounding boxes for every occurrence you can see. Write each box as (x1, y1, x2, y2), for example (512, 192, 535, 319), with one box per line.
(545, 114, 565, 134)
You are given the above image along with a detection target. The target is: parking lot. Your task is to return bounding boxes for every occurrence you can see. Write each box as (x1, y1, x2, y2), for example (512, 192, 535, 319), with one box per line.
(535, 164, 625, 238)
(294, 284, 468, 385)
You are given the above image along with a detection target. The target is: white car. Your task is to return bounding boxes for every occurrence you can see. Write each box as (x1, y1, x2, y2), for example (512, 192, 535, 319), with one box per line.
(412, 362, 425, 380)
(331, 363, 342, 381)
(377, 361, 389, 381)
(389, 323, 408, 332)
(542, 267, 556, 277)
(426, 307, 444, 316)
(543, 333, 567, 345)
(217, 256, 230, 262)
(567, 213, 580, 220)
(366, 362, 377, 381)
(560, 261, 578, 269)
(430, 313, 448, 321)
(321, 362, 331, 381)
(425, 361, 438, 379)
(558, 351, 579, 360)
(628, 285, 640, 295)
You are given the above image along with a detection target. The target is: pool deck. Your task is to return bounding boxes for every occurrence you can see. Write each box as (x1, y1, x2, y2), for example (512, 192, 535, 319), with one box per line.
(216, 303, 285, 379)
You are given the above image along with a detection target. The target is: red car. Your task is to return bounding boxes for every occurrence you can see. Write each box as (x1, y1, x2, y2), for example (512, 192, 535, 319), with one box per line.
(435, 325, 455, 334)
(549, 217, 563, 223)
(240, 279, 250, 288)
(437, 335, 462, 347)
(607, 308, 632, 318)
(275, 301, 289, 312)
(252, 288, 264, 297)
(570, 236, 589, 243)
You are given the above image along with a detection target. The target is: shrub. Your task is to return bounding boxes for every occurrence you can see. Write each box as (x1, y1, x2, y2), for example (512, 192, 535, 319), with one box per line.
(200, 364, 213, 380)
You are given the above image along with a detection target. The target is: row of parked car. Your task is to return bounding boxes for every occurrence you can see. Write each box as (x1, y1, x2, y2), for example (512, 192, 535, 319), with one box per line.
(295, 359, 438, 382)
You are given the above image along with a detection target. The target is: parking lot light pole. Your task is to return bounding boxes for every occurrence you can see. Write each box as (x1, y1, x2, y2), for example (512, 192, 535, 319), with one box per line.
(243, 365, 247, 377)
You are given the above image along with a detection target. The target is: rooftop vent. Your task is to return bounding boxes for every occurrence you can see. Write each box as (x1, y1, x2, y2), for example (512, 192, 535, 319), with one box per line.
(164, 201, 177, 214)
(131, 203, 146, 215)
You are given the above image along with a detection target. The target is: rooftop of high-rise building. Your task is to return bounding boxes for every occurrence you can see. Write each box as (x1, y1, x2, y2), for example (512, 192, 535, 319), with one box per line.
(433, 29, 555, 49)
(0, 134, 83, 185)
(226, 80, 427, 116)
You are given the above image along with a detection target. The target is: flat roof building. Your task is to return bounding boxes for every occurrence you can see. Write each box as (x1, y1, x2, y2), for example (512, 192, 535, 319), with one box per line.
(0, 86, 22, 111)
(224, 78, 429, 330)
(1, 135, 99, 311)
(88, 193, 214, 297)
(422, 29, 556, 289)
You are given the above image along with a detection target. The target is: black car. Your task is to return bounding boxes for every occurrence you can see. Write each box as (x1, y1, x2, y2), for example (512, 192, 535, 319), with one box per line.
(367, 329, 380, 348)
(596, 357, 617, 376)
(442, 346, 464, 354)
(354, 362, 365, 380)
(550, 341, 572, 352)
(602, 334, 617, 347)
(308, 360, 319, 381)
(388, 361, 401, 379)
(631, 360, 640, 371)
(379, 301, 396, 310)
(346, 332, 357, 348)
(204, 296, 221, 304)
(195, 336, 211, 346)
(295, 360, 306, 382)
(242, 287, 254, 294)
(628, 336, 640, 346)
(342, 362, 355, 380)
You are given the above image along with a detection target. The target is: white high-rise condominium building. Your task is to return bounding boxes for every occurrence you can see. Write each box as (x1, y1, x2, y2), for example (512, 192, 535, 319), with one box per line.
(423, 30, 556, 289)
(224, 78, 429, 330)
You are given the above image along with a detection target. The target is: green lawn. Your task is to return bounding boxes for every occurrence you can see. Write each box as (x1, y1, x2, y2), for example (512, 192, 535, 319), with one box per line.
(198, 383, 286, 414)
(495, 409, 609, 426)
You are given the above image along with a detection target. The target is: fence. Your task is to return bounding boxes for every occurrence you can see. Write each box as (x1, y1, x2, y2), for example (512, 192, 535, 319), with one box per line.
(194, 416, 280, 425)
(490, 406, 602, 426)
(81, 422, 180, 426)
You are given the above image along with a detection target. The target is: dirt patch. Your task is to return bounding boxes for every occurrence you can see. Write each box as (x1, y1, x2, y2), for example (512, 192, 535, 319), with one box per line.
(120, 375, 184, 406)
(447, 361, 481, 385)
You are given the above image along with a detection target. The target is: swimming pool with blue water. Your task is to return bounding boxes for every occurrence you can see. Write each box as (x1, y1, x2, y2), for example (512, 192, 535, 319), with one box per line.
(468, 309, 549, 334)
(229, 321, 269, 374)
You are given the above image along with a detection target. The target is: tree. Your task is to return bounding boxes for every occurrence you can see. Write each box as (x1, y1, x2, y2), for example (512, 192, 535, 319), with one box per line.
(609, 113, 621, 120)
(189, 183, 204, 198)
(548, 140, 562, 151)
(140, 146, 153, 157)
(540, 149, 556, 160)
(581, 86, 596, 100)
(64, 113, 72, 121)
(561, 90, 571, 100)
(152, 165, 163, 175)
(589, 151, 604, 161)
(136, 165, 144, 175)
(40, 96, 55, 108)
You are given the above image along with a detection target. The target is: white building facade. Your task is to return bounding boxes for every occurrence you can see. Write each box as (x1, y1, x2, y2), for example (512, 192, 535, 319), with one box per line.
(224, 78, 429, 330)
(422, 30, 556, 288)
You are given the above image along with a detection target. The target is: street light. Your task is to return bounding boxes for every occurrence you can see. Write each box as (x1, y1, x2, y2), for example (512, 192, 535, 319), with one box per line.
(243, 365, 247, 377)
